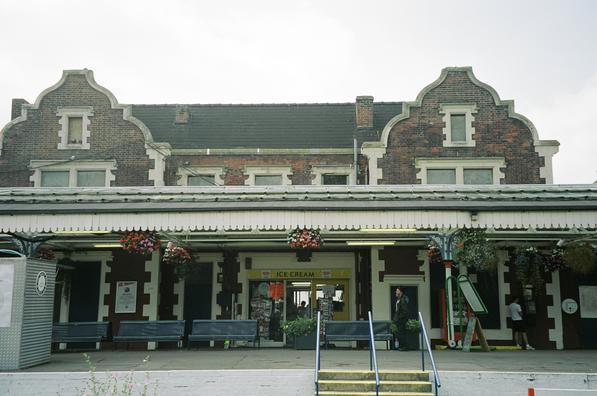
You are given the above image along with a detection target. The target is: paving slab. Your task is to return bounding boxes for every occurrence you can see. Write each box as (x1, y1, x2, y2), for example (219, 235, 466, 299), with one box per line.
(2, 349, 597, 395)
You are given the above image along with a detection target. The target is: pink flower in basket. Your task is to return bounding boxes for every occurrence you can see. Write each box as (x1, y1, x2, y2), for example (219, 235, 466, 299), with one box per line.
(287, 228, 323, 249)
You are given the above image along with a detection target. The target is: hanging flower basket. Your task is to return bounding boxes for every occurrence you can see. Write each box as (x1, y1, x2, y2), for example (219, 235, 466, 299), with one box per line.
(563, 242, 596, 274)
(427, 242, 443, 265)
(544, 247, 567, 272)
(453, 229, 498, 271)
(163, 242, 197, 280)
(36, 247, 56, 261)
(120, 230, 161, 255)
(514, 246, 544, 292)
(287, 228, 323, 249)
(163, 242, 192, 266)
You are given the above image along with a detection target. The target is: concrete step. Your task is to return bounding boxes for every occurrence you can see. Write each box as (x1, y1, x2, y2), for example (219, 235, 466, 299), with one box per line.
(319, 370, 429, 382)
(318, 380, 432, 393)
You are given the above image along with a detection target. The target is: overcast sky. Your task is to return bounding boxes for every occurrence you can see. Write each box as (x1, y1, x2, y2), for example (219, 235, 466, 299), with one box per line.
(1, 0, 595, 183)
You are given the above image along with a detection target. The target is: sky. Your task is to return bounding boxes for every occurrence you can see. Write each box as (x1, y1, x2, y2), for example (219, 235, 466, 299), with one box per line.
(0, 0, 596, 183)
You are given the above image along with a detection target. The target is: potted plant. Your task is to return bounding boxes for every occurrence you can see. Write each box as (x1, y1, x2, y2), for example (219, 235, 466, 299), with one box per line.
(281, 317, 317, 349)
(391, 319, 421, 350)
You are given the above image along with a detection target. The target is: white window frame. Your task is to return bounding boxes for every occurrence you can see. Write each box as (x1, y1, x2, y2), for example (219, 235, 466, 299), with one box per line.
(244, 166, 292, 186)
(440, 103, 477, 147)
(415, 157, 505, 185)
(176, 166, 224, 186)
(311, 165, 355, 185)
(30, 160, 116, 187)
(56, 106, 94, 150)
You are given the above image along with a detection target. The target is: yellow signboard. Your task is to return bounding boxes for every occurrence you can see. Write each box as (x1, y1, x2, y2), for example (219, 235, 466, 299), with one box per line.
(248, 268, 351, 280)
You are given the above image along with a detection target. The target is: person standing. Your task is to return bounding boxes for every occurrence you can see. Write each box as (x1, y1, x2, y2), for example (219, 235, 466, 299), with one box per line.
(509, 296, 535, 350)
(393, 287, 409, 350)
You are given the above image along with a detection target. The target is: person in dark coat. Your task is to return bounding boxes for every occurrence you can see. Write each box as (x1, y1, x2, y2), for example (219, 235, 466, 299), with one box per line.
(392, 287, 409, 350)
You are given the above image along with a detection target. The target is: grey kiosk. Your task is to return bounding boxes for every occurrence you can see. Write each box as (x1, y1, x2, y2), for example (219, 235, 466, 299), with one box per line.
(0, 250, 55, 370)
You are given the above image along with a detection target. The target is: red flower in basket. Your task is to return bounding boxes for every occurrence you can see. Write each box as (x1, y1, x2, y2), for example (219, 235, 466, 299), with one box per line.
(163, 242, 192, 266)
(120, 231, 161, 255)
(287, 228, 323, 249)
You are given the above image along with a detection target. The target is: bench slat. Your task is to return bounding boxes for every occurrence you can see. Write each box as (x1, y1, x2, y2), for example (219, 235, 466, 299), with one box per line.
(113, 320, 185, 346)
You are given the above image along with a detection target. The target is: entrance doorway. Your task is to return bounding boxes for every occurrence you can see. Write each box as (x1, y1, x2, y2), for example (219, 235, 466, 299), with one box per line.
(248, 278, 349, 344)
(68, 261, 101, 348)
(184, 262, 213, 345)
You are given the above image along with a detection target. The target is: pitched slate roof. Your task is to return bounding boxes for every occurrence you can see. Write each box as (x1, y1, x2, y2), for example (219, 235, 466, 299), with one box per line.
(131, 102, 402, 149)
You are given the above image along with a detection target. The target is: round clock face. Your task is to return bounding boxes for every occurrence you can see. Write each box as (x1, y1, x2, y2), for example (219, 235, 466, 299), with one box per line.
(36, 271, 47, 296)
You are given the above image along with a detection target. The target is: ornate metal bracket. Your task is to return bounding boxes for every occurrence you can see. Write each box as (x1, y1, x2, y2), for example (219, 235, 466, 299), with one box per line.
(8, 233, 55, 258)
(429, 229, 459, 262)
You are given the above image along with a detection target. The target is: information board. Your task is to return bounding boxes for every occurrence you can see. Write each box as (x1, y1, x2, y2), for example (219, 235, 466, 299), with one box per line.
(115, 281, 137, 313)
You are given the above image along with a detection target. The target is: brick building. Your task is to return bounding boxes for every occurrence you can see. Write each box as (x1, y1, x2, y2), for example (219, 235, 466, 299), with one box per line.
(0, 67, 595, 350)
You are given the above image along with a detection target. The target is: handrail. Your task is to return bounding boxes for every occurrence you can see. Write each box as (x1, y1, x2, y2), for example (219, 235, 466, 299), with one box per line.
(367, 311, 380, 396)
(418, 311, 441, 395)
(314, 310, 321, 396)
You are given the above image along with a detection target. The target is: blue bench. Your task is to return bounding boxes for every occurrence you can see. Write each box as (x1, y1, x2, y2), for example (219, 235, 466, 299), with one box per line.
(52, 321, 111, 350)
(188, 320, 260, 348)
(325, 320, 393, 349)
(113, 320, 185, 349)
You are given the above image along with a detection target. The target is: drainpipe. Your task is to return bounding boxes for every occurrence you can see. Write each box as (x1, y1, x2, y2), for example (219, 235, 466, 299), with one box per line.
(353, 137, 358, 185)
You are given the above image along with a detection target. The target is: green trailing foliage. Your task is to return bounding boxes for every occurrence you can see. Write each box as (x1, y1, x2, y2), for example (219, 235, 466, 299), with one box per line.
(514, 246, 545, 292)
(563, 242, 596, 274)
(453, 229, 498, 271)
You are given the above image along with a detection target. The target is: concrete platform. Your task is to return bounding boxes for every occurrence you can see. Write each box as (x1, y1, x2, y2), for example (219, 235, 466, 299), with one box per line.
(1, 349, 596, 395)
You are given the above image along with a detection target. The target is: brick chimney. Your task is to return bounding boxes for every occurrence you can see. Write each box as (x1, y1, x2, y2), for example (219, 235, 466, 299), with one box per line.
(174, 105, 190, 124)
(355, 96, 374, 129)
(11, 99, 29, 120)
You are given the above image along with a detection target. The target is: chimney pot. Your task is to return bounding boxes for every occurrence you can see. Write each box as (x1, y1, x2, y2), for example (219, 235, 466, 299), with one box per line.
(174, 105, 190, 124)
(355, 96, 374, 129)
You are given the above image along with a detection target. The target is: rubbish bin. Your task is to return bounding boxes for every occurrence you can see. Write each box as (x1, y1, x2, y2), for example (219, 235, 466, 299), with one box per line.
(0, 250, 55, 370)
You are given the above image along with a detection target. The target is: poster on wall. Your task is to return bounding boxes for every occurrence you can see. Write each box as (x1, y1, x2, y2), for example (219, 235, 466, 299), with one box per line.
(579, 286, 597, 319)
(115, 281, 137, 314)
(0, 263, 15, 327)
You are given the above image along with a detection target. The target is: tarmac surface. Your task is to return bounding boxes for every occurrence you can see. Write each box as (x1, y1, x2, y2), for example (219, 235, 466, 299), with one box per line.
(2, 349, 597, 395)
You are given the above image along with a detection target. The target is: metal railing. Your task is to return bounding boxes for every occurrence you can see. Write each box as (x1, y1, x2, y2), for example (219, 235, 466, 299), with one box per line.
(314, 311, 321, 396)
(367, 311, 380, 396)
(418, 311, 441, 395)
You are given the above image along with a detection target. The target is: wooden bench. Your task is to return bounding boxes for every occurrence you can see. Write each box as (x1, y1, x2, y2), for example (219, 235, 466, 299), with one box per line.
(324, 320, 393, 349)
(112, 320, 185, 349)
(188, 320, 260, 348)
(52, 321, 111, 350)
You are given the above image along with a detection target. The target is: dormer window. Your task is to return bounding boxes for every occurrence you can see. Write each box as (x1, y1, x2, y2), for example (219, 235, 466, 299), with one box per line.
(57, 107, 93, 150)
(68, 117, 83, 144)
(440, 104, 477, 147)
(450, 114, 466, 142)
